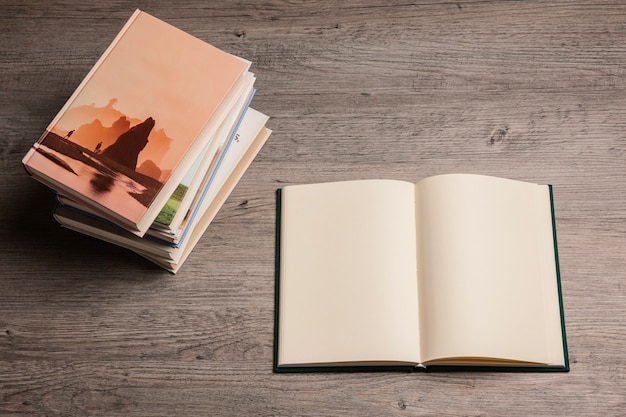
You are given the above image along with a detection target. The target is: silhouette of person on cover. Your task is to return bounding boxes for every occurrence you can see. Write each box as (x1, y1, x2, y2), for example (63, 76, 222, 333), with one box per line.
(94, 141, 103, 153)
(64, 130, 75, 139)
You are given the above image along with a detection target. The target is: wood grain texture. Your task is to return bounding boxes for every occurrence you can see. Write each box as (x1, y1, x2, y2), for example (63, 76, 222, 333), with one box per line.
(1, 1, 624, 416)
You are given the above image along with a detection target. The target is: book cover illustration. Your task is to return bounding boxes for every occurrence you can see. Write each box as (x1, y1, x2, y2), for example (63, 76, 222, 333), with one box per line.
(153, 141, 209, 227)
(24, 10, 248, 225)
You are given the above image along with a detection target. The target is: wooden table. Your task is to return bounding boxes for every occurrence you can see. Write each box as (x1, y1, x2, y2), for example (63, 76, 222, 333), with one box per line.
(1, 1, 624, 415)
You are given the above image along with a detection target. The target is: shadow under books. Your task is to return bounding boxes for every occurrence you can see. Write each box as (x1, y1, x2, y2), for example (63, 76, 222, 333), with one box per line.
(5, 179, 165, 277)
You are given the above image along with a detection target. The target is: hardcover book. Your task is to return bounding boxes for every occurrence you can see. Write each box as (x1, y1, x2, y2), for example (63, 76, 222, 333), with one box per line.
(274, 174, 569, 372)
(53, 108, 271, 273)
(22, 9, 252, 236)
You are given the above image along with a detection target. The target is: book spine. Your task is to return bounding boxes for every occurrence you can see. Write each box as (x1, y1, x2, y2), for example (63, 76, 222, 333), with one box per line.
(21, 148, 37, 173)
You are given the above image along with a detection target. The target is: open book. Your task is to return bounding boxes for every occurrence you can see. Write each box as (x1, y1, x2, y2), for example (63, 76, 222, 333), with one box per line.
(274, 174, 568, 372)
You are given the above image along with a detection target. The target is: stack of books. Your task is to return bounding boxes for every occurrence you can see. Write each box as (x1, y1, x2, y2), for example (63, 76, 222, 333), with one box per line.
(21, 10, 271, 273)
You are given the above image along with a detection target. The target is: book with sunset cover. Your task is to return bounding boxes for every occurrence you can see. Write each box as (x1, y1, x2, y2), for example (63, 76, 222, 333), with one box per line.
(54, 80, 257, 247)
(53, 108, 272, 273)
(22, 9, 253, 236)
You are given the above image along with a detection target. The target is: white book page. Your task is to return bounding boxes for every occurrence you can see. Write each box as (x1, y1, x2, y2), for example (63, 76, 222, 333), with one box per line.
(166, 108, 270, 267)
(416, 174, 564, 366)
(278, 180, 420, 367)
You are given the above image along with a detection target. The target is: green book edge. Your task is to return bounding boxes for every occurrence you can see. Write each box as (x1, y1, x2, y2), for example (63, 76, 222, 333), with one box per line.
(549, 184, 571, 372)
(273, 185, 570, 373)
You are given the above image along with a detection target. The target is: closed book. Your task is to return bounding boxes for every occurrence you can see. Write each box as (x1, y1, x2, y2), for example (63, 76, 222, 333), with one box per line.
(23, 9, 252, 236)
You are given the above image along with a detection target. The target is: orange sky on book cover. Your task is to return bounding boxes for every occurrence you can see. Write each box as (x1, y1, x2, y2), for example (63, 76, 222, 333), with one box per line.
(32, 11, 247, 223)
(53, 12, 246, 170)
